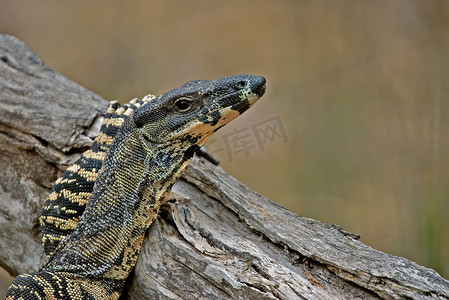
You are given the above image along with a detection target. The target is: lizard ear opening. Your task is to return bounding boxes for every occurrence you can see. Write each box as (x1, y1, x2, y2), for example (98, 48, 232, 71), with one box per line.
(185, 144, 200, 160)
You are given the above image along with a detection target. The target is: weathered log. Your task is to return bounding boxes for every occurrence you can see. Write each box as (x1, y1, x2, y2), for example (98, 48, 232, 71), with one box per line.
(0, 34, 447, 299)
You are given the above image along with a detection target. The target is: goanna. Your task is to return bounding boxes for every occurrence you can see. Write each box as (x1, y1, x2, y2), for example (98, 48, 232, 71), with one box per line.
(6, 75, 266, 299)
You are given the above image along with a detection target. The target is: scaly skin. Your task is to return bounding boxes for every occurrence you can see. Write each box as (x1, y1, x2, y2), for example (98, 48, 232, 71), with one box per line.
(40, 95, 156, 258)
(6, 75, 266, 299)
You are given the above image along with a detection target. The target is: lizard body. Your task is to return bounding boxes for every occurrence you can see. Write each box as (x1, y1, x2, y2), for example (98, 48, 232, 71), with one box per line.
(40, 95, 156, 258)
(6, 75, 266, 299)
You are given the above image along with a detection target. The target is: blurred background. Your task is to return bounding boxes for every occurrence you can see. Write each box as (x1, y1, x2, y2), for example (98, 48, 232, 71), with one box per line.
(1, 0, 448, 295)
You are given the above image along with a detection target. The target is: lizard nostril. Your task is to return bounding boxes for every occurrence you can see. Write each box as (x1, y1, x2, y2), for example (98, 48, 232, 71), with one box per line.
(235, 81, 247, 89)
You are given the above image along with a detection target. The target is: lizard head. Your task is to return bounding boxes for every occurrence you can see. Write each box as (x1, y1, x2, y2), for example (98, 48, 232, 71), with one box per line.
(134, 75, 266, 149)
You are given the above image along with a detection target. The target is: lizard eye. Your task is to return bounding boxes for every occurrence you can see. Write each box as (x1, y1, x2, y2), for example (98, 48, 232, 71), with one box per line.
(174, 98, 194, 112)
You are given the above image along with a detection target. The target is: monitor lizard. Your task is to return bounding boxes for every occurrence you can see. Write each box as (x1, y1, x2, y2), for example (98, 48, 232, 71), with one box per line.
(6, 74, 266, 300)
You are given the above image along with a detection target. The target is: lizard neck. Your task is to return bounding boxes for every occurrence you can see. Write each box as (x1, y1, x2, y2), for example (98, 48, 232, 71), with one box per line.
(44, 118, 197, 280)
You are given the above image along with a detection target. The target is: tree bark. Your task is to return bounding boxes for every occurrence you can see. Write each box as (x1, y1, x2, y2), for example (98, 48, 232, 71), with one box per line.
(0, 34, 447, 299)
